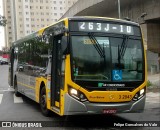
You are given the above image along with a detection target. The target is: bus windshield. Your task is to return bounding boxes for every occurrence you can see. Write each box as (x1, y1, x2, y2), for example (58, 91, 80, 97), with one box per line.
(71, 35, 143, 81)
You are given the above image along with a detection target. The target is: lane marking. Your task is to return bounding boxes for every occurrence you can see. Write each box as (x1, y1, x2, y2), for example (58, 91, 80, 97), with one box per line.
(0, 94, 3, 104)
(0, 88, 14, 92)
(13, 94, 23, 103)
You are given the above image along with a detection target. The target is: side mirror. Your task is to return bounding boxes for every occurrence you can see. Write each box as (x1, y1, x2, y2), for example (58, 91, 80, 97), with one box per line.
(61, 36, 68, 55)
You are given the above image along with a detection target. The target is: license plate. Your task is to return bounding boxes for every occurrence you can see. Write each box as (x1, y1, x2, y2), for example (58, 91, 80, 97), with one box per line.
(103, 109, 117, 114)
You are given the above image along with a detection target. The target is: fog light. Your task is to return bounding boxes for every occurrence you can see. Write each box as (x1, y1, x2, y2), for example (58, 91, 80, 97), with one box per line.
(133, 93, 139, 101)
(80, 94, 84, 99)
(80, 93, 87, 102)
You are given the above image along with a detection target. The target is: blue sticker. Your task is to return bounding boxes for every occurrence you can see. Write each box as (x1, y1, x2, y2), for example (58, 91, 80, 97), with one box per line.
(112, 70, 122, 81)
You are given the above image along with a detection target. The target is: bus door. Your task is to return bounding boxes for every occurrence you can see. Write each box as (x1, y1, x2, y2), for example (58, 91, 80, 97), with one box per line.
(8, 48, 14, 87)
(51, 35, 63, 108)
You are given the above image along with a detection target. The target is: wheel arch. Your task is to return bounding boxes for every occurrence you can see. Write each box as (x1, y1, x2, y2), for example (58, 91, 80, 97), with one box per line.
(39, 81, 46, 102)
(39, 81, 51, 116)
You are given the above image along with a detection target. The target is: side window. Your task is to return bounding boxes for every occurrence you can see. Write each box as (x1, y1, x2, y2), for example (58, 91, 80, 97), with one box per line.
(32, 38, 51, 76)
(18, 41, 32, 74)
(17, 37, 52, 77)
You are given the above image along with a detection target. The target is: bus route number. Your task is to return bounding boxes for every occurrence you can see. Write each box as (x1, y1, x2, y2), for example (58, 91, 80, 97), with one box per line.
(78, 22, 134, 35)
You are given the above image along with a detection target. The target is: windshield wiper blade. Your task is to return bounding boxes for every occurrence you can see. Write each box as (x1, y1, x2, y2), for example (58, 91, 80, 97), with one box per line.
(118, 35, 129, 64)
(88, 33, 105, 58)
(120, 35, 129, 58)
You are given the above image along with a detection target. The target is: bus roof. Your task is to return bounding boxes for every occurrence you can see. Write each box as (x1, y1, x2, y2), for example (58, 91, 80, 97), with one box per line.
(67, 16, 139, 26)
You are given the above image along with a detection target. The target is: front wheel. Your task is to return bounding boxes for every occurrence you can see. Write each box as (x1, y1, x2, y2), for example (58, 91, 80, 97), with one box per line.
(40, 87, 50, 116)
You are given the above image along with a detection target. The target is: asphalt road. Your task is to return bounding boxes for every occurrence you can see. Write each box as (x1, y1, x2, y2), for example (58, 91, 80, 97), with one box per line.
(0, 65, 159, 130)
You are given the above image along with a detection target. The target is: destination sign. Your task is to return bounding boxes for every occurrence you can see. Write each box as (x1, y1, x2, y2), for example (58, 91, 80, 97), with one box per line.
(70, 21, 141, 36)
(78, 22, 134, 35)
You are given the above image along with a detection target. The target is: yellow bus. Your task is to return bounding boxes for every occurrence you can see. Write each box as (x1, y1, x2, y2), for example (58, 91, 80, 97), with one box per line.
(9, 16, 147, 116)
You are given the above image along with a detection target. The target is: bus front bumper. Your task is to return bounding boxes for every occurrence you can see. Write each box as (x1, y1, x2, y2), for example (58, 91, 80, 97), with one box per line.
(64, 94, 146, 115)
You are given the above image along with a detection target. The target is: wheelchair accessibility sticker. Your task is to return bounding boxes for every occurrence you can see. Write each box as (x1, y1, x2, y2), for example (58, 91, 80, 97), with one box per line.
(112, 70, 122, 81)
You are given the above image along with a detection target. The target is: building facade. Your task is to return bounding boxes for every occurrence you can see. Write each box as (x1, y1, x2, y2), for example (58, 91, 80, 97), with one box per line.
(3, 0, 78, 48)
(0, 0, 5, 50)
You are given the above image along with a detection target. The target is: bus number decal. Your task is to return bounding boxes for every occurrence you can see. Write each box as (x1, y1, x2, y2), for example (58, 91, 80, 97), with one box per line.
(119, 95, 132, 100)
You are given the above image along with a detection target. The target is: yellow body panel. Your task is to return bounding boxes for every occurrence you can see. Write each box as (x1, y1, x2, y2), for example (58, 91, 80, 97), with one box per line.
(79, 83, 146, 103)
(59, 55, 72, 116)
(140, 27, 148, 83)
(55, 101, 60, 108)
(46, 76, 51, 110)
(59, 90, 65, 116)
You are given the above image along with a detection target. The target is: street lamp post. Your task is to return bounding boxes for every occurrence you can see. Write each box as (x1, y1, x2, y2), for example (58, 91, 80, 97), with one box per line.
(118, 0, 121, 19)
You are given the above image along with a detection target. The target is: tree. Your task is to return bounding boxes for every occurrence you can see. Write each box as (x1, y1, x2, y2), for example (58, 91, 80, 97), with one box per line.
(0, 15, 7, 26)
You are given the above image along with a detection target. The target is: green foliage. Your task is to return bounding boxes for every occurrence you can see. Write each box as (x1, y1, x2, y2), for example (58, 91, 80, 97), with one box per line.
(147, 80, 153, 87)
(0, 15, 7, 26)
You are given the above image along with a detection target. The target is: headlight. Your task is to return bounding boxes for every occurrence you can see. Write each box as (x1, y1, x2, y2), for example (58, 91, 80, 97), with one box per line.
(70, 88, 78, 95)
(140, 88, 145, 95)
(133, 88, 146, 101)
(68, 87, 88, 102)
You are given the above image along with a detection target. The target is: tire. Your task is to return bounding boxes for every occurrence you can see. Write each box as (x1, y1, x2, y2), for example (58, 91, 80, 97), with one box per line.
(40, 87, 50, 116)
(14, 77, 21, 97)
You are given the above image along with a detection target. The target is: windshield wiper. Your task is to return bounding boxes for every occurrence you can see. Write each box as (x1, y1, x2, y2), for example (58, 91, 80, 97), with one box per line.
(118, 35, 129, 66)
(88, 33, 105, 59)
